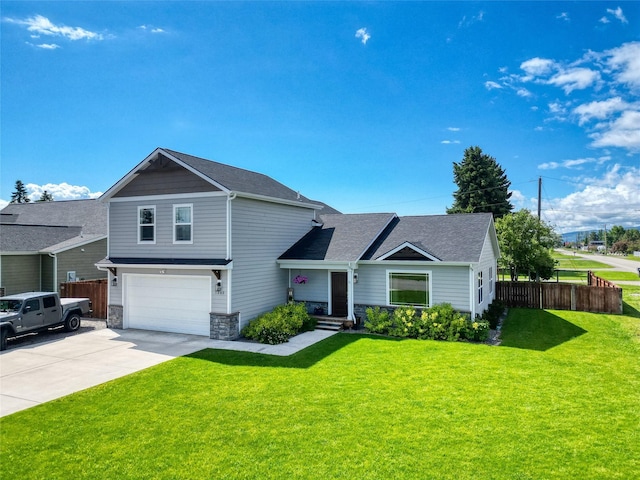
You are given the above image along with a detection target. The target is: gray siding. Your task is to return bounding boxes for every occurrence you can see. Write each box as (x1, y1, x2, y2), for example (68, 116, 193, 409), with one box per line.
(289, 269, 329, 302)
(474, 231, 498, 314)
(109, 196, 227, 258)
(230, 198, 315, 328)
(0, 255, 40, 294)
(57, 239, 108, 287)
(354, 263, 472, 312)
(114, 165, 220, 197)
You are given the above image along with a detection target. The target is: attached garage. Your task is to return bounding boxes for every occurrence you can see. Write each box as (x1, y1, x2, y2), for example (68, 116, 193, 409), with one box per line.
(123, 274, 211, 336)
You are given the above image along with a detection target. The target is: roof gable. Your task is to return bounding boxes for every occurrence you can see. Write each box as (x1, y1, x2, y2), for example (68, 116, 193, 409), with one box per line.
(378, 242, 439, 261)
(102, 148, 322, 209)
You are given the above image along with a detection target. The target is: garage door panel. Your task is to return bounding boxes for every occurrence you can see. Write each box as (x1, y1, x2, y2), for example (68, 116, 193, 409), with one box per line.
(124, 274, 211, 336)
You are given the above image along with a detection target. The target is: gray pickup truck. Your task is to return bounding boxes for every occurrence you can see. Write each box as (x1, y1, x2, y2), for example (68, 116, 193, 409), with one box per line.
(0, 292, 92, 351)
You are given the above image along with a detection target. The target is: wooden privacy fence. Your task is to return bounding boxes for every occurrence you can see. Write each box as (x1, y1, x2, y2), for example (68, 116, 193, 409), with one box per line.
(60, 279, 108, 319)
(496, 271, 622, 314)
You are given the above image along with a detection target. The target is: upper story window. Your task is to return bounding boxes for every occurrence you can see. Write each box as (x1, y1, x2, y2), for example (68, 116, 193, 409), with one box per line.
(174, 204, 193, 243)
(138, 206, 156, 244)
(388, 271, 431, 308)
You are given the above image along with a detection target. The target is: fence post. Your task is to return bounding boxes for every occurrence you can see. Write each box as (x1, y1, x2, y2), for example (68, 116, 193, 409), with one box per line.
(571, 284, 576, 311)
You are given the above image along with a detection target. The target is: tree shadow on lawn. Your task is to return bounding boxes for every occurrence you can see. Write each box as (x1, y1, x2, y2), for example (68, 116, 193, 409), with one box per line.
(186, 333, 403, 369)
(500, 308, 587, 352)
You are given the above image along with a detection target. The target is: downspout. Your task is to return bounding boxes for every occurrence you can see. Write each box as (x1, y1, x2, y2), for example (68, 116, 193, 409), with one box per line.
(48, 252, 57, 293)
(469, 265, 476, 319)
(226, 192, 237, 319)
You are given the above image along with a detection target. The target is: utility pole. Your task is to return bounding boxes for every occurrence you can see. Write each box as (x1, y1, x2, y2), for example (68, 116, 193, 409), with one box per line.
(537, 176, 542, 220)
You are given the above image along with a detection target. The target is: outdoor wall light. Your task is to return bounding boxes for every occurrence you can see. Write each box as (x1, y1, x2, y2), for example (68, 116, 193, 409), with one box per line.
(112, 276, 118, 287)
(353, 273, 358, 284)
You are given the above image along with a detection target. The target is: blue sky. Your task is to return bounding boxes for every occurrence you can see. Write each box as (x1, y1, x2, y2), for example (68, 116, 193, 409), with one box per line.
(1, 1, 638, 233)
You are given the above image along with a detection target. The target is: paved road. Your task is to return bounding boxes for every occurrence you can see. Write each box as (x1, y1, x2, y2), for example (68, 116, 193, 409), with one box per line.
(557, 249, 640, 274)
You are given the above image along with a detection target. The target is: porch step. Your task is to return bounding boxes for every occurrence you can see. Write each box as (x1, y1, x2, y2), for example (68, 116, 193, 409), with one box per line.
(313, 318, 345, 331)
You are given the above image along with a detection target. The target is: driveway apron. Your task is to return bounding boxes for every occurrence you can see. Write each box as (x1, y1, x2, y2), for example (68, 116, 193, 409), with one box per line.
(0, 328, 336, 417)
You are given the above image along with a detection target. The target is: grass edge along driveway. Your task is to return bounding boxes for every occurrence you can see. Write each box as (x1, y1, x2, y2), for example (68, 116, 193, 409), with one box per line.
(2, 290, 639, 479)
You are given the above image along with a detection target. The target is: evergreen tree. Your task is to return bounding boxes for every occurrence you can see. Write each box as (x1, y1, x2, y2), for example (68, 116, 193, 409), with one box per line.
(447, 146, 513, 219)
(36, 190, 54, 202)
(10, 180, 30, 203)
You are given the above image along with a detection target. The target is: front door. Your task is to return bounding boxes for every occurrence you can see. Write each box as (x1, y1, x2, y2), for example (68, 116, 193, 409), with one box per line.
(331, 272, 348, 317)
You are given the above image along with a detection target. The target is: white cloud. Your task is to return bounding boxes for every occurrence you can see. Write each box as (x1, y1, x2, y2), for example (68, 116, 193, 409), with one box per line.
(139, 25, 166, 34)
(447, 127, 461, 132)
(538, 156, 610, 170)
(458, 11, 485, 28)
(573, 97, 632, 125)
(599, 16, 610, 24)
(606, 6, 628, 24)
(5, 15, 104, 41)
(355, 28, 370, 45)
(516, 88, 532, 98)
(589, 110, 640, 150)
(441, 140, 461, 144)
(556, 12, 570, 22)
(605, 42, 640, 90)
(484, 81, 503, 90)
(548, 67, 600, 94)
(520, 57, 556, 78)
(35, 43, 60, 50)
(25, 182, 103, 201)
(542, 165, 640, 231)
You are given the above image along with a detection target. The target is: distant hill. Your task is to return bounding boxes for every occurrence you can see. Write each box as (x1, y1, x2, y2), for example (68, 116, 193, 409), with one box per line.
(562, 226, 640, 243)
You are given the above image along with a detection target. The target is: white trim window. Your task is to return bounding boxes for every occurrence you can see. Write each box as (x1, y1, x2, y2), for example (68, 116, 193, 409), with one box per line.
(387, 270, 431, 308)
(173, 204, 193, 244)
(478, 271, 484, 304)
(138, 206, 156, 244)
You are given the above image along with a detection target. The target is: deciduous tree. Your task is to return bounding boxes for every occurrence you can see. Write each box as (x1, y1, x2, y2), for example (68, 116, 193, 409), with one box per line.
(495, 209, 557, 281)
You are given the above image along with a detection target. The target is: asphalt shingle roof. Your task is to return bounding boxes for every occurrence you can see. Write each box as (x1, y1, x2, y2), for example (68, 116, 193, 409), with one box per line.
(0, 199, 107, 253)
(363, 213, 494, 263)
(164, 149, 319, 205)
(280, 212, 494, 264)
(279, 213, 396, 262)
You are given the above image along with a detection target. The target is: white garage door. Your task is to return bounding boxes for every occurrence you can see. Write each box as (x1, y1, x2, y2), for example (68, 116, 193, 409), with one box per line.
(124, 274, 211, 336)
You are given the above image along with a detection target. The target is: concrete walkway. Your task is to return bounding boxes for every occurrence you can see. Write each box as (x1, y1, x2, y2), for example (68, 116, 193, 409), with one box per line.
(0, 328, 337, 417)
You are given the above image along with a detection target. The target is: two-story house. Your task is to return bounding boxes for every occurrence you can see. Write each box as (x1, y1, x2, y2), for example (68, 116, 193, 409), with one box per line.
(98, 147, 499, 341)
(97, 148, 324, 340)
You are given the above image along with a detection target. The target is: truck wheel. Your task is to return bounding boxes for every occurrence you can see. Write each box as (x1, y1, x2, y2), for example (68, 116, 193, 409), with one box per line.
(64, 314, 82, 332)
(0, 328, 7, 351)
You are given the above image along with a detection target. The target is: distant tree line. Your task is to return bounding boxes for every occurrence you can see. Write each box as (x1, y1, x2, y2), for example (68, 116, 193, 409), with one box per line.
(9, 180, 54, 203)
(566, 226, 640, 255)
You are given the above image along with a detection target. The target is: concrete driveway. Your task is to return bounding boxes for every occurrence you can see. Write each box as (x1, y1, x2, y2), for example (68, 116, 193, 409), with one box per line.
(0, 328, 336, 417)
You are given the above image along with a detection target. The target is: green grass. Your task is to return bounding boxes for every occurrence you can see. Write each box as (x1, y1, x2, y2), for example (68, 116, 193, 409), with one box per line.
(2, 295, 640, 479)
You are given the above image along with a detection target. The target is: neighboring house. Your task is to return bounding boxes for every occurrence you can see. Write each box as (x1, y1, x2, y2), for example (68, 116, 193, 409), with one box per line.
(96, 147, 499, 340)
(96, 147, 325, 340)
(0, 199, 108, 295)
(278, 213, 499, 322)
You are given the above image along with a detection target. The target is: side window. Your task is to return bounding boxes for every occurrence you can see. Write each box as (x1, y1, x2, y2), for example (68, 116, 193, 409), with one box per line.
(478, 271, 484, 304)
(138, 206, 156, 244)
(42, 296, 57, 308)
(173, 204, 193, 243)
(24, 299, 41, 312)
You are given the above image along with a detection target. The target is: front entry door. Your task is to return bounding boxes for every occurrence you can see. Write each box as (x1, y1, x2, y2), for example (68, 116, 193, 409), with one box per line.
(331, 272, 348, 317)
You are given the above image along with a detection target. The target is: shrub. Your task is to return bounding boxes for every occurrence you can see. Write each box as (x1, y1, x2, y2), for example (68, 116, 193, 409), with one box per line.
(241, 302, 311, 344)
(483, 300, 505, 330)
(468, 319, 490, 341)
(364, 306, 392, 334)
(389, 306, 418, 337)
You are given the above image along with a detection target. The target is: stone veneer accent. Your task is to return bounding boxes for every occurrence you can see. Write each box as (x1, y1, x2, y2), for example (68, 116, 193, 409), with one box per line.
(210, 312, 240, 340)
(107, 304, 124, 329)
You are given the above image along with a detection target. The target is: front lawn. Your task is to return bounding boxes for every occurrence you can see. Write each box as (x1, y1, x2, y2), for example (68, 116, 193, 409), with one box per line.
(2, 295, 639, 478)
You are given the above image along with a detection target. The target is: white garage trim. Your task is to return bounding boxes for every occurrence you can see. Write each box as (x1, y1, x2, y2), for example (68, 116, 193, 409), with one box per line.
(123, 273, 211, 336)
